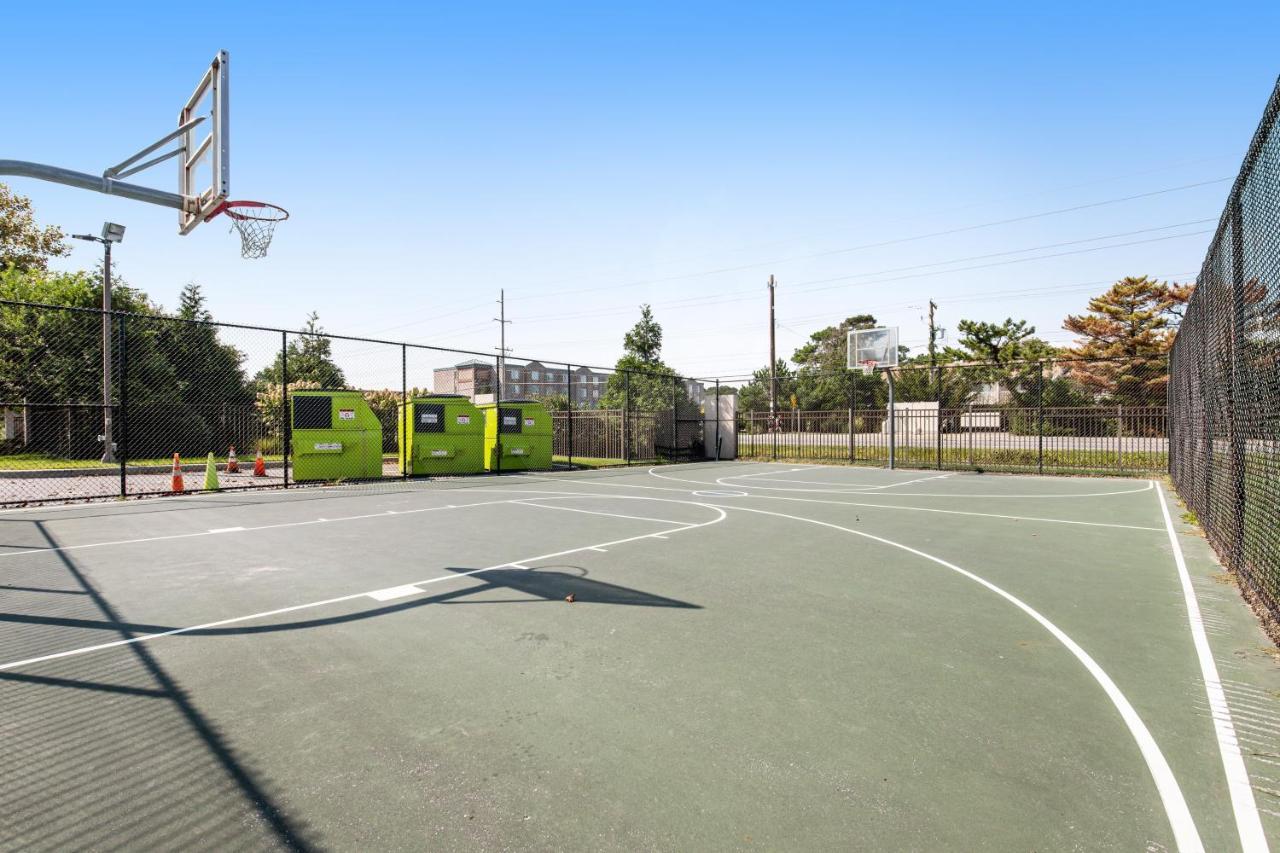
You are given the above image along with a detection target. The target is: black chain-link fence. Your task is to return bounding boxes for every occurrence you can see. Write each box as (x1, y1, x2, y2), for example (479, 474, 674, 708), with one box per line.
(1169, 76, 1280, 628)
(0, 300, 708, 505)
(736, 357, 1170, 475)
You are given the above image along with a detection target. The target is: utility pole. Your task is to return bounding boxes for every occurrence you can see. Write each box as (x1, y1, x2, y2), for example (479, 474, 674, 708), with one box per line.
(927, 299, 941, 398)
(927, 300, 938, 367)
(493, 289, 512, 400)
(768, 274, 777, 430)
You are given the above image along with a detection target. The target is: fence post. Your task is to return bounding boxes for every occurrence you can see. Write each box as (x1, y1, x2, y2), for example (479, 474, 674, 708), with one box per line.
(281, 331, 290, 488)
(117, 314, 127, 498)
(887, 369, 896, 470)
(935, 383, 942, 471)
(714, 379, 721, 461)
(623, 372, 631, 466)
(1116, 403, 1123, 473)
(772, 397, 778, 461)
(848, 377, 855, 464)
(671, 374, 678, 462)
(1037, 361, 1045, 475)
(967, 403, 973, 467)
(401, 344, 408, 480)
(1229, 195, 1247, 570)
(494, 358, 502, 474)
(566, 364, 574, 469)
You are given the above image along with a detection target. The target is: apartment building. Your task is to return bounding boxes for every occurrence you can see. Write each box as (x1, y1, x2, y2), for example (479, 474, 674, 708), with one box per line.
(432, 359, 495, 399)
(433, 359, 611, 408)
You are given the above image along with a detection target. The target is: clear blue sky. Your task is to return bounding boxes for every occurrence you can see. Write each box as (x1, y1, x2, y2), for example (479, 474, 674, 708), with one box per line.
(4, 1, 1278, 382)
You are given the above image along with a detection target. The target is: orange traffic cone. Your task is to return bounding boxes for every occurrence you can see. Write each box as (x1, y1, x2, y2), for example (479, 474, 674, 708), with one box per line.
(226, 446, 240, 474)
(170, 453, 184, 493)
(253, 450, 266, 477)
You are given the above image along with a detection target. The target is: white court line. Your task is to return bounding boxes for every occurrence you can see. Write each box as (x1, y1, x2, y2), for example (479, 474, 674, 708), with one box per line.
(0, 497, 727, 673)
(531, 474, 1164, 532)
(864, 473, 954, 490)
(650, 467, 1158, 499)
(366, 584, 424, 602)
(712, 491, 1165, 532)
(0, 496, 547, 560)
(1155, 482, 1269, 852)
(707, 500, 1204, 853)
(513, 500, 696, 528)
(729, 467, 811, 480)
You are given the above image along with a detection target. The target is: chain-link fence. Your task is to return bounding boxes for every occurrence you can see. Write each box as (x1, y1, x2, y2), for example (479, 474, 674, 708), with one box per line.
(737, 357, 1170, 475)
(1169, 76, 1280, 628)
(0, 300, 709, 505)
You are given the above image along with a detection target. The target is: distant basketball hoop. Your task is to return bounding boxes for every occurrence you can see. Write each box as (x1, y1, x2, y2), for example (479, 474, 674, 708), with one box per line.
(857, 359, 878, 375)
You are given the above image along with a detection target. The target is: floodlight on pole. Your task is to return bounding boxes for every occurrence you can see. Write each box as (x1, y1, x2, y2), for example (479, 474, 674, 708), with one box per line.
(72, 224, 124, 464)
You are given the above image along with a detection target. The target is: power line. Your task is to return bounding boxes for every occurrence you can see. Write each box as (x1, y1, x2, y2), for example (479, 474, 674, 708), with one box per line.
(468, 155, 1230, 296)
(497, 177, 1226, 304)
(502, 225, 1207, 326)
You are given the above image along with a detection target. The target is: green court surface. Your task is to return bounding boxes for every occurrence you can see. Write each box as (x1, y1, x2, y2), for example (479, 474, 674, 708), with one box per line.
(1, 462, 1278, 851)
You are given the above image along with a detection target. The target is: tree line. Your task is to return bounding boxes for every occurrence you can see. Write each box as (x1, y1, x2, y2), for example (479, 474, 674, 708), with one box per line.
(733, 277, 1192, 423)
(0, 183, 356, 458)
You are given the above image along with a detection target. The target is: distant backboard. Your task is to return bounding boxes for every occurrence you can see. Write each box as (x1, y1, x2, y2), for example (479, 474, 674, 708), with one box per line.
(178, 51, 230, 234)
(847, 327, 899, 373)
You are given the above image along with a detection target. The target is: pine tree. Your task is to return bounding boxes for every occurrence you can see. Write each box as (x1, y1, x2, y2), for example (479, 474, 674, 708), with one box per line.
(1062, 276, 1192, 403)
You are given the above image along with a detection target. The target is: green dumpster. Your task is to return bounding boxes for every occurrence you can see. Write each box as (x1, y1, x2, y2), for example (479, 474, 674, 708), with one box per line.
(398, 394, 485, 476)
(290, 390, 384, 481)
(481, 399, 552, 471)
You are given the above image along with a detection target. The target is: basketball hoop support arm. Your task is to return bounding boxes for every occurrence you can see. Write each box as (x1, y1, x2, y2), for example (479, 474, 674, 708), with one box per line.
(0, 160, 185, 210)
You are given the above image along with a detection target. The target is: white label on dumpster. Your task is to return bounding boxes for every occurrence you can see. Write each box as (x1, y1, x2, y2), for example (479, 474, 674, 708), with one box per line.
(511, 447, 526, 455)
(456, 415, 470, 425)
(430, 449, 449, 457)
(314, 442, 342, 451)
(524, 418, 535, 427)
(338, 409, 355, 420)
(421, 412, 438, 424)
(503, 416, 517, 426)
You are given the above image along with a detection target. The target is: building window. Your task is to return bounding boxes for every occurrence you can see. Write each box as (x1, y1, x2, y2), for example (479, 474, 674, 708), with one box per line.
(512, 384, 521, 395)
(510, 369, 519, 380)
(530, 370, 539, 381)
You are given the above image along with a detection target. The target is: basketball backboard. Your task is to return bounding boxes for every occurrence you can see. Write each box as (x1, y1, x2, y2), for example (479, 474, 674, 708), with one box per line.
(1, 48, 290, 255)
(178, 51, 230, 234)
(847, 327, 899, 373)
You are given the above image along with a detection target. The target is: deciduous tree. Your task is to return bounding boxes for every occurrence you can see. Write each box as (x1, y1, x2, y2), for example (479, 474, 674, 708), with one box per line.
(0, 183, 69, 272)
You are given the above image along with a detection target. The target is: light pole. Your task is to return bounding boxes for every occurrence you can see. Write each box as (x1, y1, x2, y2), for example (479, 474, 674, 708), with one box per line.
(71, 222, 125, 464)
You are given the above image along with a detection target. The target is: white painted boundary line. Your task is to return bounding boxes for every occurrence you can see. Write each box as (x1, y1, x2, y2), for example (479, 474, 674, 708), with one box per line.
(647, 466, 1159, 499)
(514, 501, 697, 528)
(545, 472, 1163, 531)
(0, 498, 726, 673)
(0, 496, 553, 560)
(1155, 482, 1269, 852)
(864, 473, 954, 490)
(711, 500, 1205, 853)
(721, 491, 1166, 532)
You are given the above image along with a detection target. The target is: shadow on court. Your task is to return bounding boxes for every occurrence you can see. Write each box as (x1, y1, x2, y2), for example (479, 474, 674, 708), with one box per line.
(0, 521, 316, 851)
(0, 518, 697, 849)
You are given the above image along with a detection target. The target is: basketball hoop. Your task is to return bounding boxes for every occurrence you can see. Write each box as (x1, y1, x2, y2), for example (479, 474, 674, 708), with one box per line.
(207, 200, 288, 259)
(857, 359, 878, 375)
